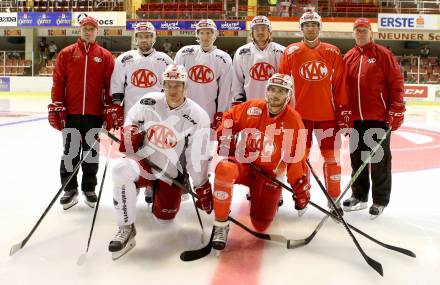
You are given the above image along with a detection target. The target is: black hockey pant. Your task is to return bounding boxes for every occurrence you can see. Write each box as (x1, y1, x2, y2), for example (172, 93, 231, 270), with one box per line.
(349, 120, 392, 206)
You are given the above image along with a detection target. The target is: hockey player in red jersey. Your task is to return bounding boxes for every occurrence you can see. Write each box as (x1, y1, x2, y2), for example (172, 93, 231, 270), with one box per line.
(108, 64, 213, 260)
(211, 73, 310, 250)
(279, 10, 351, 214)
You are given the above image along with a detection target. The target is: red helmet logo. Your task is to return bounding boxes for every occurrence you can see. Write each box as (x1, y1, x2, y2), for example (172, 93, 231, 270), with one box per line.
(146, 124, 178, 149)
(188, 65, 214, 83)
(299, 61, 328, 81)
(249, 62, 275, 81)
(131, 69, 158, 88)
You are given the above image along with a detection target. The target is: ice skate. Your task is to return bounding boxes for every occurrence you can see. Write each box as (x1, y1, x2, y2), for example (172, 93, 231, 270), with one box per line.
(328, 197, 344, 220)
(144, 186, 153, 204)
(60, 189, 78, 210)
(212, 220, 229, 251)
(297, 206, 308, 217)
(83, 191, 97, 208)
(369, 204, 385, 219)
(342, 197, 368, 212)
(109, 224, 137, 260)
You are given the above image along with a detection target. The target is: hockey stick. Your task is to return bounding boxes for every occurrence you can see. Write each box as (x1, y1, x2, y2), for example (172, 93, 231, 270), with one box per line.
(180, 227, 214, 262)
(77, 132, 114, 266)
(305, 159, 383, 276)
(10, 126, 105, 256)
(179, 216, 291, 262)
(287, 129, 392, 249)
(104, 131, 292, 260)
(251, 163, 416, 263)
(185, 174, 205, 244)
(105, 131, 205, 240)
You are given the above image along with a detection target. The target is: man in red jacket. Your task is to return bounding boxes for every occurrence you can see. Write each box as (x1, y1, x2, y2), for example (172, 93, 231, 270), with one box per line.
(343, 18, 405, 218)
(48, 16, 115, 210)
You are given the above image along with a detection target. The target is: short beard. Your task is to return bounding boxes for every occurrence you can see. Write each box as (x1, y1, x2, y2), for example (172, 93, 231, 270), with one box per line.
(138, 45, 152, 54)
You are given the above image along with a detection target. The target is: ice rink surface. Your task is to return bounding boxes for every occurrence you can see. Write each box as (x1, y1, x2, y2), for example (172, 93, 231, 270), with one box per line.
(1, 95, 439, 285)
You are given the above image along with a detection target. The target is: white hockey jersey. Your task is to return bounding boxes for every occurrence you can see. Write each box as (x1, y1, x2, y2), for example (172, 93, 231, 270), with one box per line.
(231, 42, 285, 102)
(174, 45, 232, 122)
(124, 92, 211, 188)
(110, 49, 173, 116)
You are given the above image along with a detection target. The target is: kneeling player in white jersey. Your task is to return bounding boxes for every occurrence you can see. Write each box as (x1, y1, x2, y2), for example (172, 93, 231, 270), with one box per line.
(106, 22, 174, 204)
(231, 15, 285, 103)
(106, 21, 173, 128)
(108, 65, 213, 260)
(174, 19, 232, 130)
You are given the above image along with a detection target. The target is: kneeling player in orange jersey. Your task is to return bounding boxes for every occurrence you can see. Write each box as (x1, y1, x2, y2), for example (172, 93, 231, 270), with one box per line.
(211, 73, 310, 250)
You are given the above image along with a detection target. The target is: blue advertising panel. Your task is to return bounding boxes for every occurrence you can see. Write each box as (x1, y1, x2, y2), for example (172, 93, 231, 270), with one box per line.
(126, 20, 246, 31)
(215, 21, 246, 31)
(17, 12, 72, 27)
(0, 77, 10, 92)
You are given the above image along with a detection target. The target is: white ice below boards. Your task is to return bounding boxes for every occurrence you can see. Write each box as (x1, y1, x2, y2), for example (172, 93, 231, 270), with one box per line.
(1, 98, 439, 285)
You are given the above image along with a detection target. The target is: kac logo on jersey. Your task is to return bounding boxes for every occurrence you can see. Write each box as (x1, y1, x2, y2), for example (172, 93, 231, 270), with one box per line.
(131, 69, 158, 88)
(146, 124, 178, 149)
(299, 61, 328, 81)
(246, 106, 262, 116)
(249, 62, 275, 81)
(188, 65, 214, 83)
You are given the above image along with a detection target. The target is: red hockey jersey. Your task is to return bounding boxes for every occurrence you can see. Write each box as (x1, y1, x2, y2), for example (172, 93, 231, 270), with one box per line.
(216, 99, 308, 186)
(279, 41, 349, 121)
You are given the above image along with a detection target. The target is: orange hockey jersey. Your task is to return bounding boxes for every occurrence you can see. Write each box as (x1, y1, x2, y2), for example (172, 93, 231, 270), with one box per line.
(279, 41, 349, 121)
(217, 99, 308, 187)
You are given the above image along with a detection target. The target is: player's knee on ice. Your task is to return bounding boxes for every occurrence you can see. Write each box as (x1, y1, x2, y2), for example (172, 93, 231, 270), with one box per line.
(112, 158, 140, 186)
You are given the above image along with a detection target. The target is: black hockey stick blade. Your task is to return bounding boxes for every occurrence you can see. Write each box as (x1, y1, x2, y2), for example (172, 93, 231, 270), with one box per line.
(349, 224, 416, 258)
(288, 130, 393, 251)
(365, 255, 384, 276)
(180, 228, 214, 262)
(287, 230, 317, 249)
(228, 216, 287, 244)
(287, 214, 330, 249)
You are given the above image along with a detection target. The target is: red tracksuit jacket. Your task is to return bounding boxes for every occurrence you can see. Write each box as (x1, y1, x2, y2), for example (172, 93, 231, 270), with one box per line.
(344, 42, 405, 121)
(51, 38, 115, 115)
